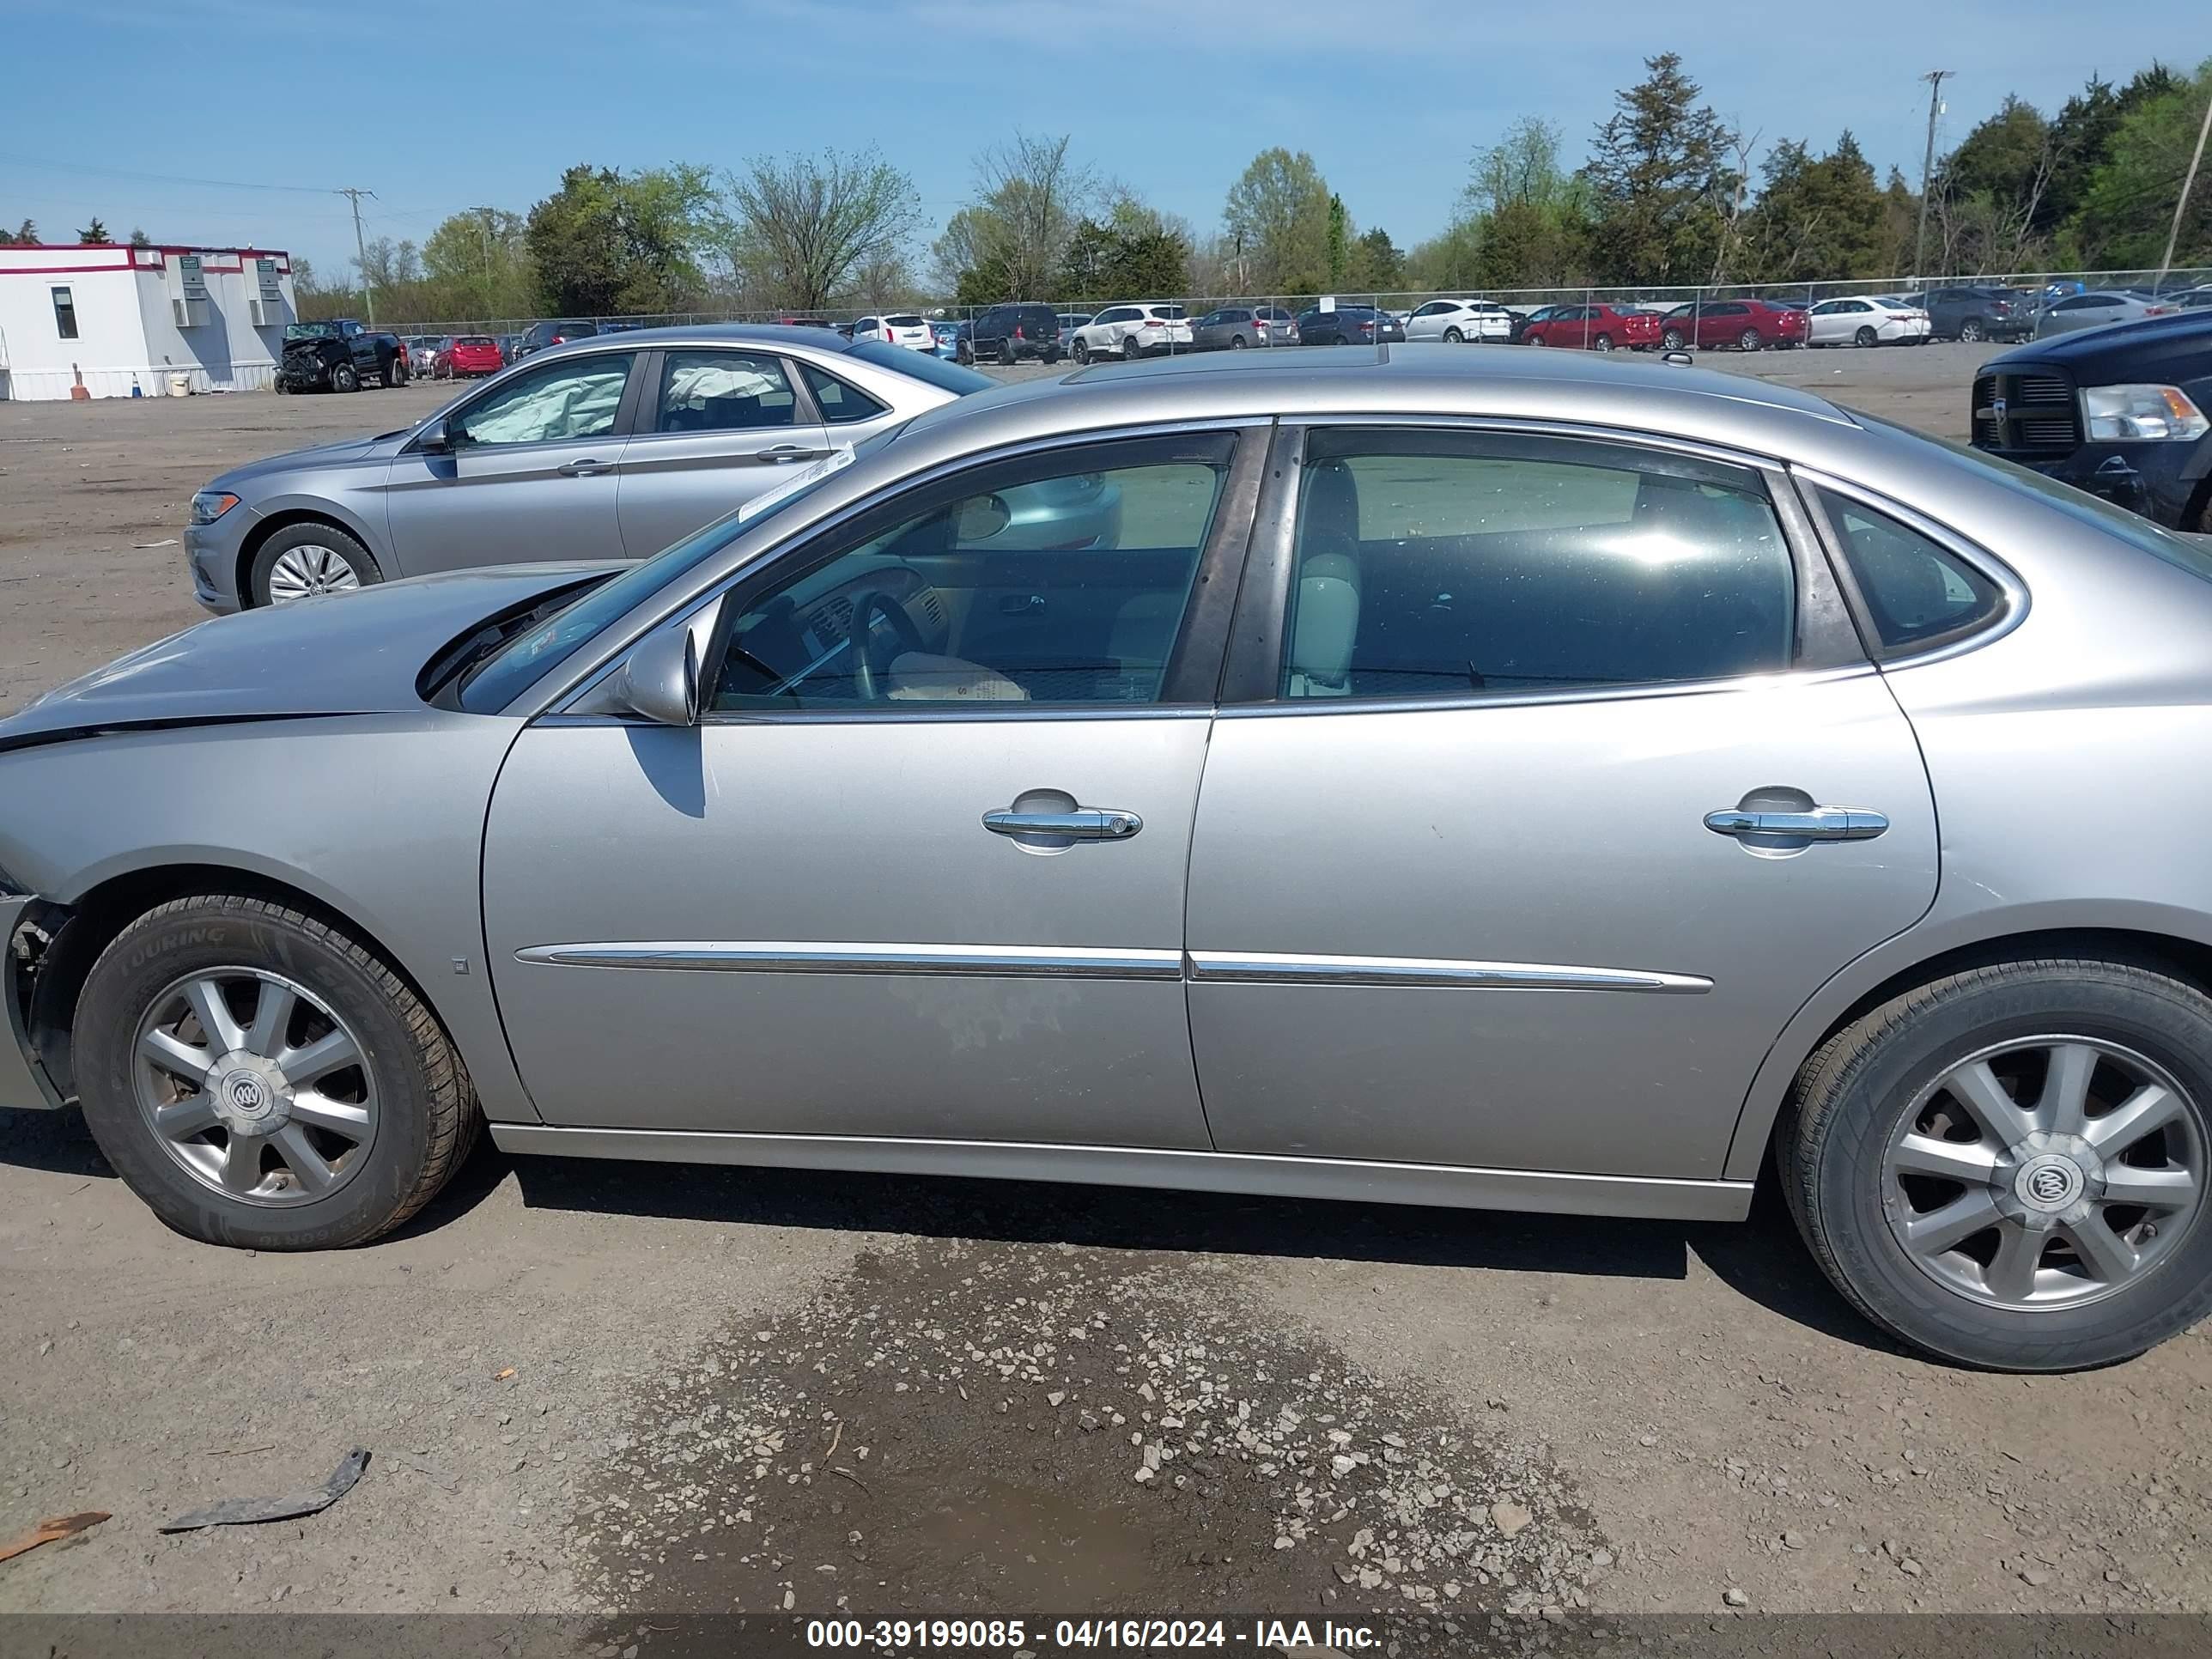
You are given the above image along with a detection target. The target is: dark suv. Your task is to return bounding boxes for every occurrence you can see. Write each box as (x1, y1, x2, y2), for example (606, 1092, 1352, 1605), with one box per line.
(514, 319, 599, 362)
(960, 302, 1061, 366)
(1970, 311, 2212, 531)
(1917, 287, 2033, 343)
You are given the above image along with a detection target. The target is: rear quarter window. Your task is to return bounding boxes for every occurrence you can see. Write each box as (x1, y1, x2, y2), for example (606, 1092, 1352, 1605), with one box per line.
(1815, 488, 2004, 655)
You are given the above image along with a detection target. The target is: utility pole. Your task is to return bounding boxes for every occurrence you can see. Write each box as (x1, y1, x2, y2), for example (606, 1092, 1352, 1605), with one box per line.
(336, 186, 378, 325)
(472, 205, 497, 315)
(2155, 88, 2212, 294)
(1913, 70, 1951, 279)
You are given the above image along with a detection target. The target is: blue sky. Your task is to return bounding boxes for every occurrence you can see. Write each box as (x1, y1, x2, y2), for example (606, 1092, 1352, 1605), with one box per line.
(2, 0, 2203, 277)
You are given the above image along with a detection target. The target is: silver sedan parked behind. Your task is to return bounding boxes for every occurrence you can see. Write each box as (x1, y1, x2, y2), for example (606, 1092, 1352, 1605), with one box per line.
(13, 349, 2212, 1372)
(181, 325, 1006, 611)
(2034, 290, 2180, 337)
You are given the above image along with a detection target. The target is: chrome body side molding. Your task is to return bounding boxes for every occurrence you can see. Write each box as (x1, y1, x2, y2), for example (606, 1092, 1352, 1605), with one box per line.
(1187, 951, 1713, 994)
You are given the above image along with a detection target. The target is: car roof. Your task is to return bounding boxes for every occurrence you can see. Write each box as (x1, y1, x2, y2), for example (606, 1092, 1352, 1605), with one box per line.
(514, 322, 869, 364)
(892, 345, 1859, 473)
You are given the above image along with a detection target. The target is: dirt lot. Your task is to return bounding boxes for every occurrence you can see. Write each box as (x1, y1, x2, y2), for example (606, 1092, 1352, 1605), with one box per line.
(5, 343, 2211, 1639)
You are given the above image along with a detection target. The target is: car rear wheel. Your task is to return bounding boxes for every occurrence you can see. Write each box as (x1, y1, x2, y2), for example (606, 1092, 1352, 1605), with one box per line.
(1854, 325, 1878, 347)
(1230, 334, 1246, 349)
(1783, 957, 2212, 1370)
(249, 523, 381, 608)
(1123, 334, 1143, 362)
(1000, 337, 1018, 367)
(329, 362, 360, 393)
(1592, 333, 1613, 352)
(1443, 327, 1462, 343)
(73, 896, 479, 1251)
(1737, 327, 1764, 351)
(1661, 328, 1686, 351)
(1959, 319, 1986, 343)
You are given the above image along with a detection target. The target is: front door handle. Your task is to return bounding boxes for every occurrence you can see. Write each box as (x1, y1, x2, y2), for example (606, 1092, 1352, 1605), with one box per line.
(556, 458, 612, 477)
(983, 807, 1143, 842)
(762, 443, 824, 463)
(1704, 805, 1889, 842)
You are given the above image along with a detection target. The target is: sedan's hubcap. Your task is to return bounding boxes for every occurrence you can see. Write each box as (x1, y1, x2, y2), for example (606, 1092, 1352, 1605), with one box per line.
(134, 969, 377, 1206)
(267, 544, 362, 604)
(1882, 1037, 2203, 1308)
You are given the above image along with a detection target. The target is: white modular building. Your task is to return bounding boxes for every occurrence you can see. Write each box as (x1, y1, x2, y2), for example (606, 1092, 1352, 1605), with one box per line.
(0, 243, 297, 400)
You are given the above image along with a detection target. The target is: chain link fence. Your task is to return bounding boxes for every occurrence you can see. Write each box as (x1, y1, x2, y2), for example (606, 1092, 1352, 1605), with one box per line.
(374, 264, 2212, 344)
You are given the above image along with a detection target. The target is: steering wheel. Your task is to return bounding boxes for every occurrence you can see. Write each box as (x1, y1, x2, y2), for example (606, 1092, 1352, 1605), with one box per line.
(848, 588, 929, 702)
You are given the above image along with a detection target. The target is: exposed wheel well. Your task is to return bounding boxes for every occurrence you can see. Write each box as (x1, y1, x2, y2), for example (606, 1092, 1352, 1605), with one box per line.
(1754, 926, 2212, 1169)
(26, 864, 441, 1102)
(234, 512, 380, 609)
(2183, 471, 2212, 536)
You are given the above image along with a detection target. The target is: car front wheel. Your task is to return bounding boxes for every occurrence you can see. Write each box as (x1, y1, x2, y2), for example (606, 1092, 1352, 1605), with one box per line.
(74, 896, 478, 1250)
(329, 362, 359, 392)
(1784, 957, 2212, 1370)
(249, 522, 381, 607)
(1072, 339, 1090, 365)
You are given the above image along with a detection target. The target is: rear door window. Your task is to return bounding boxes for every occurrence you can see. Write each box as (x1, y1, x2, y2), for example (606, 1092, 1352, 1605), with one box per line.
(1279, 429, 1796, 700)
(655, 351, 799, 433)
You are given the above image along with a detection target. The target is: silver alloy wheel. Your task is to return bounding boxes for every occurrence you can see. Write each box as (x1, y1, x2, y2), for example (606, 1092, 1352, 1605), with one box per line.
(266, 544, 363, 604)
(132, 968, 378, 1207)
(1881, 1036, 2204, 1309)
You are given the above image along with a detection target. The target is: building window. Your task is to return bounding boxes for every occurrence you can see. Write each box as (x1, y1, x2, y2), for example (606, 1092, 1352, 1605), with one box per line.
(52, 287, 79, 341)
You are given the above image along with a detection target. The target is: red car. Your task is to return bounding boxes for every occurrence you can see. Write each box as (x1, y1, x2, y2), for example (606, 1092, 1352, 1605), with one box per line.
(1520, 303, 1662, 351)
(1655, 299, 1808, 352)
(435, 335, 505, 378)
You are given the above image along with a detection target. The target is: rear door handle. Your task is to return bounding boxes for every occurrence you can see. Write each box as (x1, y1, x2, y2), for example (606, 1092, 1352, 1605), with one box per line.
(556, 458, 612, 477)
(983, 808, 1143, 842)
(1704, 805, 1889, 842)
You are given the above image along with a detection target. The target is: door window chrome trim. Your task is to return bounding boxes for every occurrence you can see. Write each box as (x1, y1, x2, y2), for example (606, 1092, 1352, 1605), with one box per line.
(1188, 951, 1711, 994)
(536, 705, 1214, 729)
(1789, 465, 2030, 668)
(1212, 661, 1879, 720)
(514, 941, 1185, 980)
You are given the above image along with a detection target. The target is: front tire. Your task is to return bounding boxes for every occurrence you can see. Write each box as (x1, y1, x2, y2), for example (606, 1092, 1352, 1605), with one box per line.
(329, 361, 360, 393)
(1783, 957, 2212, 1370)
(248, 522, 381, 608)
(1072, 339, 1090, 365)
(74, 896, 478, 1251)
(1661, 328, 1686, 351)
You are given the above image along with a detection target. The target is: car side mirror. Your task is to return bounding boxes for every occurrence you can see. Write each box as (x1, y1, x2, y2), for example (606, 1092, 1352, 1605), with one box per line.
(954, 494, 1012, 543)
(418, 414, 453, 454)
(610, 623, 700, 726)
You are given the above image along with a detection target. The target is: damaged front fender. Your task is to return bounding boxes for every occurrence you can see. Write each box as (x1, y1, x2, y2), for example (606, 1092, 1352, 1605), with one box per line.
(2, 893, 70, 1112)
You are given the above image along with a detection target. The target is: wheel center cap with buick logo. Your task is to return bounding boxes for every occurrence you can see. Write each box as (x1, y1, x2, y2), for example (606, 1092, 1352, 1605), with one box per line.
(210, 1055, 292, 1136)
(2014, 1152, 2086, 1213)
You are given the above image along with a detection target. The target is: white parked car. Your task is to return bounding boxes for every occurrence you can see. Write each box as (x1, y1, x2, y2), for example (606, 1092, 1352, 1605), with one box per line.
(850, 313, 935, 351)
(1405, 299, 1514, 343)
(1807, 296, 1927, 348)
(1070, 303, 1194, 363)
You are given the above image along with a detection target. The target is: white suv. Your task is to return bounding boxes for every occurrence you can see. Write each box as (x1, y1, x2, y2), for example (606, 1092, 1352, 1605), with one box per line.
(851, 314, 935, 351)
(1405, 299, 1512, 343)
(1071, 303, 1194, 363)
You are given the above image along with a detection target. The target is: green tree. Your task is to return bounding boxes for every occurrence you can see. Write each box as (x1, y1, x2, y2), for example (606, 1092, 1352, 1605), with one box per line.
(1222, 148, 1331, 293)
(716, 147, 921, 310)
(1742, 131, 1887, 280)
(422, 208, 532, 318)
(526, 163, 714, 315)
(76, 217, 112, 244)
(1346, 226, 1403, 293)
(1, 219, 37, 245)
(1404, 221, 1483, 290)
(1581, 53, 1736, 283)
(2067, 58, 2212, 268)
(1054, 197, 1191, 304)
(127, 227, 152, 248)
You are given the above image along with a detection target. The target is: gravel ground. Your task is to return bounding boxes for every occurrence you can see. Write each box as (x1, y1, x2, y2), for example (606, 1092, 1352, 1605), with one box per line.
(5, 341, 2212, 1636)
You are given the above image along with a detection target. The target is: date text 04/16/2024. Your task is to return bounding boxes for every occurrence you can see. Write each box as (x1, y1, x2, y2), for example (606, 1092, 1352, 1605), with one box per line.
(803, 1619, 1383, 1650)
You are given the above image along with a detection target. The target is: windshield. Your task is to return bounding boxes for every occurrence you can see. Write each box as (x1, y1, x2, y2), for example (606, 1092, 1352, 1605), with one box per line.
(283, 322, 338, 340)
(846, 340, 994, 392)
(458, 430, 898, 714)
(1855, 408, 2212, 585)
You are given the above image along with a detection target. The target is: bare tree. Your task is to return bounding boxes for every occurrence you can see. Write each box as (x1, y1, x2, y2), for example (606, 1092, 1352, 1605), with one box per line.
(971, 132, 1095, 298)
(1708, 127, 1763, 283)
(719, 148, 922, 311)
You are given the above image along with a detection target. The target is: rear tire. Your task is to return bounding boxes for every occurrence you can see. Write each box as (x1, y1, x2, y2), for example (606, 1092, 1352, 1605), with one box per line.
(1854, 326, 1878, 347)
(1738, 327, 1764, 351)
(1593, 333, 1613, 352)
(1123, 334, 1142, 362)
(1000, 337, 1018, 368)
(1230, 334, 1246, 349)
(1443, 327, 1462, 343)
(1959, 319, 1987, 343)
(1782, 957, 2212, 1370)
(73, 896, 479, 1251)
